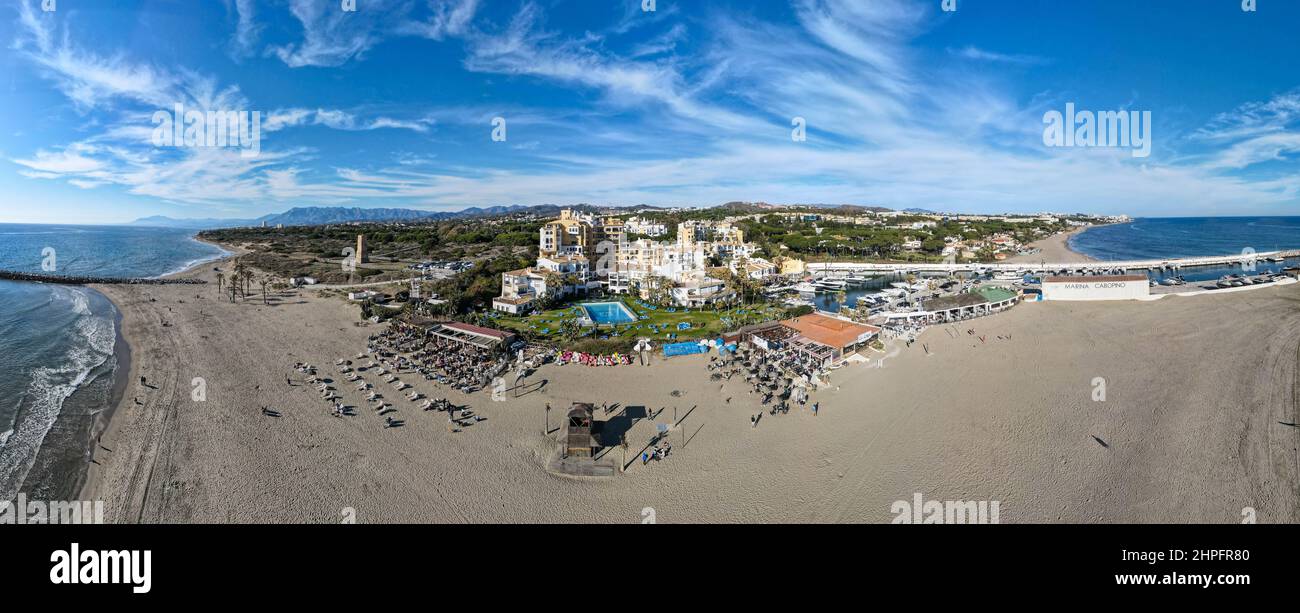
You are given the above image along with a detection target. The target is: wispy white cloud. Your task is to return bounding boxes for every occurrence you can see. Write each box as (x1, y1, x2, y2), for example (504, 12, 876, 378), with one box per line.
(264, 108, 434, 133)
(269, 0, 481, 67)
(629, 22, 687, 58)
(225, 0, 263, 59)
(1193, 91, 1300, 170)
(6, 0, 1299, 216)
(269, 0, 392, 68)
(398, 0, 481, 40)
(949, 45, 1049, 66)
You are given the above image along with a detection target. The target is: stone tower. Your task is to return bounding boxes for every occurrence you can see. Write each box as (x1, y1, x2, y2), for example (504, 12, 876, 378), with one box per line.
(356, 234, 369, 263)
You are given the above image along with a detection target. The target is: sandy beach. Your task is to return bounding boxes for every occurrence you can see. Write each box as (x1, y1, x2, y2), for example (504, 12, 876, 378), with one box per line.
(79, 252, 1300, 523)
(1006, 227, 1097, 264)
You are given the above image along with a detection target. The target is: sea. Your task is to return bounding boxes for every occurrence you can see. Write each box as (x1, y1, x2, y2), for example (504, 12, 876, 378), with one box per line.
(0, 224, 226, 502)
(811, 216, 1300, 312)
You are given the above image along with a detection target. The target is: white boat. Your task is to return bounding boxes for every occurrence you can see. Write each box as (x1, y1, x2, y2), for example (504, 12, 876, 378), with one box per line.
(794, 282, 818, 294)
(815, 278, 848, 290)
(857, 292, 889, 305)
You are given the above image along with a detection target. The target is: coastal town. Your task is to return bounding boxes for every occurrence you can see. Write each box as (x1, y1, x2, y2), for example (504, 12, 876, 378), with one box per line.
(4, 201, 1296, 525)
(5, 204, 1258, 518)
(7, 0, 1300, 595)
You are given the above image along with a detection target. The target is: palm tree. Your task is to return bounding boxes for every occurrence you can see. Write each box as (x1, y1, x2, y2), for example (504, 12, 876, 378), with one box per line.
(259, 277, 269, 305)
(540, 270, 564, 306)
(216, 272, 225, 294)
(231, 262, 245, 296)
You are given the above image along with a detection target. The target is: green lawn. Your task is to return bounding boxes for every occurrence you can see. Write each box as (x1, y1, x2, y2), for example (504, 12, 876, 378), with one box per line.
(489, 296, 785, 343)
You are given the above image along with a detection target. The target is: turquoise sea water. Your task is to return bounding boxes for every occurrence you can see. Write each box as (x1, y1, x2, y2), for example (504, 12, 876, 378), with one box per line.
(0, 224, 226, 501)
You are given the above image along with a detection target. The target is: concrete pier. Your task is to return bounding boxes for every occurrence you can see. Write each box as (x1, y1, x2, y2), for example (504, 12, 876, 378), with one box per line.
(804, 249, 1300, 275)
(0, 270, 207, 285)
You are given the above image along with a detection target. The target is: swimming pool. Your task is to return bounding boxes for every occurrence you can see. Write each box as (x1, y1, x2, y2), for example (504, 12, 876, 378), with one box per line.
(581, 301, 637, 325)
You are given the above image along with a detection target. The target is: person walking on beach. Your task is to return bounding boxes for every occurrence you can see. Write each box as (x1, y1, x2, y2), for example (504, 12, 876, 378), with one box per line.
(813, 402, 819, 417)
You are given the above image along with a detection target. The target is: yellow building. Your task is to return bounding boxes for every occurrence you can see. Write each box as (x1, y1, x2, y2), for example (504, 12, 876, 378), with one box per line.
(539, 209, 595, 258)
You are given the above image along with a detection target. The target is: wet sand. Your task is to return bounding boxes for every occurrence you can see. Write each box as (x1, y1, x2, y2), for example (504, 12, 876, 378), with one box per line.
(81, 256, 1300, 523)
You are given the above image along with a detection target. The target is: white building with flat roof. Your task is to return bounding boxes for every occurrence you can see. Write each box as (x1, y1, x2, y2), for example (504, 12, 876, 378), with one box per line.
(1041, 275, 1150, 301)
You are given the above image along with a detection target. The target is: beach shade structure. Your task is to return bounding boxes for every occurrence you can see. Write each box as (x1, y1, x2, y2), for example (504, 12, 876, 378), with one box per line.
(564, 403, 595, 458)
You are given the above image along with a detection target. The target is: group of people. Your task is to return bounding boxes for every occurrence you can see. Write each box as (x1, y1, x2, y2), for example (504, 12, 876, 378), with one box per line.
(642, 434, 673, 463)
(556, 351, 634, 367)
(368, 323, 509, 394)
(730, 347, 825, 421)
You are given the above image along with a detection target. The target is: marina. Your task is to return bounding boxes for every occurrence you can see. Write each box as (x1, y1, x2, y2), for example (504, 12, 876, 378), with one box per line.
(798, 249, 1300, 275)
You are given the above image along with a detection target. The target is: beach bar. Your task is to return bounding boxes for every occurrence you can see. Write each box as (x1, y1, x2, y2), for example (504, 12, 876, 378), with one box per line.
(429, 322, 517, 352)
(778, 313, 880, 364)
(922, 287, 1019, 323)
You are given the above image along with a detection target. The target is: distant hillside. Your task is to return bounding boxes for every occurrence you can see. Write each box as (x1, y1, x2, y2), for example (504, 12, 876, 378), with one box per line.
(265, 206, 441, 226)
(128, 201, 900, 230)
(128, 215, 269, 229)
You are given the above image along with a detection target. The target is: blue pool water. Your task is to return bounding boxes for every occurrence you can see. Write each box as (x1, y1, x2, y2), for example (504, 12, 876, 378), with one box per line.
(582, 302, 636, 324)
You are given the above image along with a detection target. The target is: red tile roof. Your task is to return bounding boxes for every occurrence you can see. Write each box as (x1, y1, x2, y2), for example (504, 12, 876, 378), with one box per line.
(781, 313, 880, 349)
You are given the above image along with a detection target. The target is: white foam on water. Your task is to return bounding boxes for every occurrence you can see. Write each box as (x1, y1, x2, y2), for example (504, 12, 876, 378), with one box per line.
(152, 237, 230, 279)
(0, 287, 115, 500)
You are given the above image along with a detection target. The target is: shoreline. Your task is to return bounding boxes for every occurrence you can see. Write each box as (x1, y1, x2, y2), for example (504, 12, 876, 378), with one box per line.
(9, 288, 125, 504)
(75, 289, 134, 506)
(1006, 225, 1099, 264)
(1, 229, 235, 509)
(79, 241, 242, 511)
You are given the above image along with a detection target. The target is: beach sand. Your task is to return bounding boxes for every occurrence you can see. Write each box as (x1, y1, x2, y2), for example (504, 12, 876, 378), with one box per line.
(1007, 227, 1097, 264)
(82, 257, 1300, 523)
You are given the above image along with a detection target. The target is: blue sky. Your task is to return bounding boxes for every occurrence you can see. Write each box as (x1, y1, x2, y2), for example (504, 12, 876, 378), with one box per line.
(2, 0, 1299, 224)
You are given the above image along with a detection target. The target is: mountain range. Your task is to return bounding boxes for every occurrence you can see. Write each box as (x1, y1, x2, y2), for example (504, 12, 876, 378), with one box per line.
(128, 205, 560, 229)
(128, 202, 903, 229)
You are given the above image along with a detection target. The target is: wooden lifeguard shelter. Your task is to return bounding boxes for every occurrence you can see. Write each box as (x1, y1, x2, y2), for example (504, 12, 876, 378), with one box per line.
(565, 403, 595, 458)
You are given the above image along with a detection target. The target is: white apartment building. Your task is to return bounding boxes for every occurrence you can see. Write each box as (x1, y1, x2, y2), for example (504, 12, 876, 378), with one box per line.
(624, 216, 668, 237)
